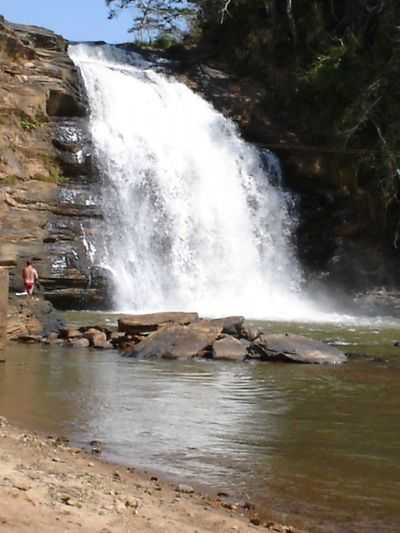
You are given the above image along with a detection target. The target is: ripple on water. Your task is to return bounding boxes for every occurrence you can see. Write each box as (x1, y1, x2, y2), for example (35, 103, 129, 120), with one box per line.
(1, 331, 400, 532)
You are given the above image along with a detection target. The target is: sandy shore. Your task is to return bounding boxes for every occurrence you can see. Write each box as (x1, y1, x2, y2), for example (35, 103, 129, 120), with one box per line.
(0, 416, 301, 533)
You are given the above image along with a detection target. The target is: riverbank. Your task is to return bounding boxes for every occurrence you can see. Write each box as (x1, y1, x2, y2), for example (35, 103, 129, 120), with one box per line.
(0, 416, 300, 533)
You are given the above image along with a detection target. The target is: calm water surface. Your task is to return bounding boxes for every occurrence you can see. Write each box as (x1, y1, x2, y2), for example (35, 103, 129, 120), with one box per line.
(0, 318, 399, 532)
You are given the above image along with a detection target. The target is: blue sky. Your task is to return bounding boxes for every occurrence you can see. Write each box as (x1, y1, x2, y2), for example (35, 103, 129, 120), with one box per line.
(0, 0, 135, 43)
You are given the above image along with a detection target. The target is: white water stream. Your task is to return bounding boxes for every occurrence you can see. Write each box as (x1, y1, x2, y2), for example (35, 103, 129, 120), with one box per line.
(70, 44, 324, 320)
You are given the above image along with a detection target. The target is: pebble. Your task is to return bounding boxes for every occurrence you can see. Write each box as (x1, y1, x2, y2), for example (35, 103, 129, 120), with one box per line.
(176, 484, 195, 494)
(113, 470, 121, 481)
(125, 497, 139, 509)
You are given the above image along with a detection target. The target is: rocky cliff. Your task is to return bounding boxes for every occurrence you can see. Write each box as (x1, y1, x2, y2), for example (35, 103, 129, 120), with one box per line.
(0, 17, 107, 309)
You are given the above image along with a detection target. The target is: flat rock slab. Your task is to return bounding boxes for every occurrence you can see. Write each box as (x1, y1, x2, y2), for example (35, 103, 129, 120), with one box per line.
(118, 312, 199, 335)
(213, 336, 249, 361)
(127, 321, 222, 360)
(254, 334, 347, 365)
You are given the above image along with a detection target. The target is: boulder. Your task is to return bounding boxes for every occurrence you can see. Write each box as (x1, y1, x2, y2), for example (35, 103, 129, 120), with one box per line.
(127, 320, 222, 360)
(43, 332, 64, 345)
(66, 337, 90, 348)
(241, 325, 262, 342)
(82, 328, 112, 349)
(212, 336, 249, 362)
(252, 334, 347, 365)
(118, 312, 199, 335)
(60, 328, 82, 339)
(219, 316, 244, 336)
(6, 296, 64, 340)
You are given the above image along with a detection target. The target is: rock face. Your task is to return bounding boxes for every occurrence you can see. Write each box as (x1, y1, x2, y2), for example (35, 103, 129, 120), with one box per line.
(0, 17, 108, 310)
(252, 334, 347, 365)
(0, 268, 8, 349)
(6, 295, 64, 340)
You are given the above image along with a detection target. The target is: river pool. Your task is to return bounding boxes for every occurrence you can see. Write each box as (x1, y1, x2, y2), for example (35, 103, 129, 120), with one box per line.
(0, 319, 399, 532)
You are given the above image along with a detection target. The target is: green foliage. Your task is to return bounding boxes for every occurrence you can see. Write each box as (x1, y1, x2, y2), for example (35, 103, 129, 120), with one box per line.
(19, 111, 47, 131)
(37, 154, 65, 184)
(32, 171, 65, 185)
(153, 33, 180, 48)
(106, 0, 197, 39)
(302, 41, 352, 86)
(0, 175, 19, 186)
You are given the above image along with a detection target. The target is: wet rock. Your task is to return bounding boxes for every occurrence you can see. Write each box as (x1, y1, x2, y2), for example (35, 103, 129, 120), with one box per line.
(43, 331, 63, 345)
(127, 320, 222, 360)
(110, 331, 129, 348)
(118, 340, 139, 354)
(118, 312, 199, 335)
(16, 334, 43, 344)
(83, 328, 109, 348)
(44, 288, 109, 311)
(60, 328, 82, 339)
(47, 89, 86, 117)
(212, 335, 249, 361)
(252, 334, 347, 365)
(67, 337, 90, 348)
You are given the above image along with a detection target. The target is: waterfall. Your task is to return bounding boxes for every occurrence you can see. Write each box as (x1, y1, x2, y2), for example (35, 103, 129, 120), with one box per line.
(69, 44, 319, 320)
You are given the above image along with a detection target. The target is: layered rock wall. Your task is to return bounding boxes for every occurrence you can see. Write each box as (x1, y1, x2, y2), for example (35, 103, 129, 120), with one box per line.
(0, 17, 107, 309)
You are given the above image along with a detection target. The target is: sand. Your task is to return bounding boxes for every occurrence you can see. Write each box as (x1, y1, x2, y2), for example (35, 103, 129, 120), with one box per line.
(0, 416, 301, 533)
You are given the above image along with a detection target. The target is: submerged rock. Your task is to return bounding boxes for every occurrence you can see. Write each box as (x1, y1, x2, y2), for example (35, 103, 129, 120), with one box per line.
(252, 334, 347, 365)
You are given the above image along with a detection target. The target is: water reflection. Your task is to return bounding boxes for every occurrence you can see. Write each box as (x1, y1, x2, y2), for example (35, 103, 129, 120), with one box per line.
(0, 341, 399, 532)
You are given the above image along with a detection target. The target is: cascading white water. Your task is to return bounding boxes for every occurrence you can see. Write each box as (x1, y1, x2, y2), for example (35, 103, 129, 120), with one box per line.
(69, 44, 322, 319)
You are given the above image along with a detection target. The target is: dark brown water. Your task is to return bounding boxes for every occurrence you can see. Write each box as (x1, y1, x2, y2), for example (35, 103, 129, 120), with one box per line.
(1, 320, 400, 532)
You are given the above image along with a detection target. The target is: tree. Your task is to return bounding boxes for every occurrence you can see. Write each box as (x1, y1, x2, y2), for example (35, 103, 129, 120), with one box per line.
(106, 0, 196, 39)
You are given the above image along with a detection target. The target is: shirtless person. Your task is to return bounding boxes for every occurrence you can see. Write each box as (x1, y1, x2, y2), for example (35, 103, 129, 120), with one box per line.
(22, 260, 39, 296)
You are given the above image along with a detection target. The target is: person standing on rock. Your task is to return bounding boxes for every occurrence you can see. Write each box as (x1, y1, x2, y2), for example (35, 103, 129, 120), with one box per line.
(22, 260, 39, 297)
